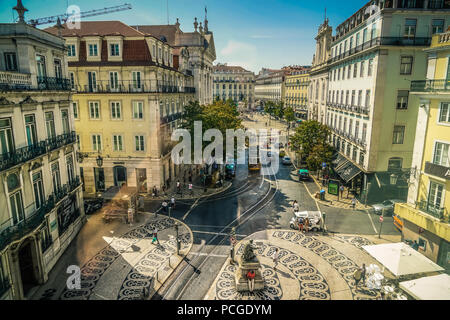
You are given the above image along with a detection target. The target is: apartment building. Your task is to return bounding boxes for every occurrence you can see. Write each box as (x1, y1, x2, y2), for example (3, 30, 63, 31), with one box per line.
(132, 15, 216, 105)
(394, 30, 450, 270)
(255, 68, 284, 105)
(309, 19, 332, 123)
(45, 21, 195, 196)
(212, 63, 255, 109)
(283, 67, 311, 120)
(0, 10, 84, 299)
(326, 0, 449, 203)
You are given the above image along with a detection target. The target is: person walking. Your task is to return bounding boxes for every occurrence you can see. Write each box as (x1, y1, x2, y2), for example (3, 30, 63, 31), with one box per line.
(171, 197, 176, 210)
(292, 200, 299, 213)
(353, 266, 362, 288)
(188, 183, 193, 196)
(361, 263, 367, 286)
(351, 196, 356, 209)
(246, 270, 256, 292)
(176, 180, 181, 194)
(152, 228, 160, 245)
(272, 248, 279, 271)
(339, 185, 345, 199)
(304, 217, 309, 233)
(298, 217, 304, 233)
(152, 186, 158, 198)
(162, 200, 168, 213)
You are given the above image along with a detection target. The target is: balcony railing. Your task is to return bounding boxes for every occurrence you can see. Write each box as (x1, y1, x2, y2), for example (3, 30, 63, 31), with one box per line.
(329, 37, 431, 64)
(418, 200, 447, 221)
(410, 79, 450, 92)
(0, 73, 72, 92)
(77, 80, 195, 94)
(0, 71, 32, 89)
(0, 277, 11, 297)
(160, 112, 183, 125)
(0, 176, 81, 252)
(0, 131, 76, 173)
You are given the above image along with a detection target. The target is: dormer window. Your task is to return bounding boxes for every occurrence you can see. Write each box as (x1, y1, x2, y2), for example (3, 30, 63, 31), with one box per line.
(110, 43, 120, 56)
(89, 44, 98, 56)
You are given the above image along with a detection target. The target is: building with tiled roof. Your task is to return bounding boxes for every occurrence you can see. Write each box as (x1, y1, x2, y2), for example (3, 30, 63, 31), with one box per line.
(212, 63, 255, 109)
(132, 15, 216, 105)
(45, 20, 195, 196)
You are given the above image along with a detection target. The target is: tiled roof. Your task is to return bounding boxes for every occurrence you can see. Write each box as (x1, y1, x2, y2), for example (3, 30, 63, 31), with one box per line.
(44, 21, 146, 37)
(213, 65, 251, 73)
(131, 25, 179, 45)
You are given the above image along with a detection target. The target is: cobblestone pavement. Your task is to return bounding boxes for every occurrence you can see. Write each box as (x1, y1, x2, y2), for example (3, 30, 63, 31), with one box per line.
(205, 229, 398, 300)
(31, 215, 193, 300)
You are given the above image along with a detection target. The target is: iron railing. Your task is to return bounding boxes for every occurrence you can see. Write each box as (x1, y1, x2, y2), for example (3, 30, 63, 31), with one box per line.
(0, 131, 76, 173)
(418, 200, 448, 221)
(0, 176, 81, 252)
(0, 74, 71, 92)
(37, 76, 71, 91)
(411, 79, 450, 92)
(77, 80, 195, 94)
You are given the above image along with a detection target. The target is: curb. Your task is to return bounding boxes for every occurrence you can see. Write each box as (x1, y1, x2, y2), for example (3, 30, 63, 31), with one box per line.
(145, 181, 233, 201)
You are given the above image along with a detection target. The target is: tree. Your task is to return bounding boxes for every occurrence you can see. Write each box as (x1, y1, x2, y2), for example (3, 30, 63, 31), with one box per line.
(264, 101, 275, 117)
(306, 143, 334, 173)
(290, 120, 332, 166)
(284, 106, 295, 123)
(273, 101, 284, 119)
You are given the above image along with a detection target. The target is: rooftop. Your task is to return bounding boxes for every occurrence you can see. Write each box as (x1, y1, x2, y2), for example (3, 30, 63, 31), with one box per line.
(44, 21, 145, 38)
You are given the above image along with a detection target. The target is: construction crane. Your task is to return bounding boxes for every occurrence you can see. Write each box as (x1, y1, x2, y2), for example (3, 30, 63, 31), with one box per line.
(27, 3, 132, 27)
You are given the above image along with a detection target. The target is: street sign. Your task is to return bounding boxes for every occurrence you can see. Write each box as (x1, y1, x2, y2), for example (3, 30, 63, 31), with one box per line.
(379, 216, 384, 223)
(322, 162, 327, 168)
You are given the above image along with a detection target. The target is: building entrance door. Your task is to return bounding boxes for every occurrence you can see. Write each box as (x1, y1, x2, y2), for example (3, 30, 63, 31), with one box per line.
(18, 240, 38, 297)
(136, 168, 147, 193)
(114, 166, 127, 187)
(94, 168, 105, 192)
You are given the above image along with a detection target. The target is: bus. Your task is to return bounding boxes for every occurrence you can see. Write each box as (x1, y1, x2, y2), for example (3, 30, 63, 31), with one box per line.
(248, 157, 261, 171)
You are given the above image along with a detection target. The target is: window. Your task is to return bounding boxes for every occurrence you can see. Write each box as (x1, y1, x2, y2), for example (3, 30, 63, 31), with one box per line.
(362, 123, 367, 142)
(363, 28, 368, 43)
(438, 103, 450, 123)
(89, 102, 100, 119)
(365, 90, 371, 108)
(404, 19, 417, 39)
(109, 71, 119, 90)
(135, 135, 145, 151)
(89, 44, 98, 56)
(388, 157, 403, 171)
(61, 109, 70, 134)
(110, 43, 120, 56)
(358, 90, 363, 106)
(113, 135, 123, 151)
(347, 65, 351, 79)
(400, 56, 413, 75)
(360, 61, 365, 77)
(69, 72, 75, 89)
(353, 63, 358, 78)
(152, 44, 156, 58)
(396, 90, 409, 109)
(356, 33, 360, 46)
(25, 114, 37, 146)
(432, 19, 445, 34)
(51, 162, 61, 194)
(371, 23, 377, 40)
(352, 147, 357, 161)
(359, 152, 365, 166)
(92, 134, 102, 151)
(368, 59, 374, 76)
(73, 102, 79, 119)
(351, 90, 356, 106)
(68, 44, 76, 57)
(36, 55, 46, 78)
(45, 111, 56, 139)
(349, 36, 353, 49)
(88, 71, 97, 92)
(10, 191, 24, 225)
(349, 119, 353, 136)
(393, 125, 405, 144)
(355, 120, 360, 138)
(54, 59, 62, 79)
(110, 102, 122, 119)
(66, 154, 74, 184)
(76, 134, 81, 150)
(4, 52, 18, 71)
(33, 172, 45, 210)
(345, 91, 349, 105)
(132, 71, 141, 90)
(132, 101, 144, 119)
(428, 181, 444, 212)
(433, 142, 449, 166)
(346, 143, 351, 157)
(0, 118, 14, 156)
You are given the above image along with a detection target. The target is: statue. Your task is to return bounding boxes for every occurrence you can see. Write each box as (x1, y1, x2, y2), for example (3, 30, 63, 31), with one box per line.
(242, 239, 257, 262)
(234, 239, 264, 292)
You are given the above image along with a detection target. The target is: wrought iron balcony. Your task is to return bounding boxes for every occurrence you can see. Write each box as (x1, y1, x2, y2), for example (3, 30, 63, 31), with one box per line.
(37, 76, 71, 91)
(0, 131, 76, 173)
(0, 73, 71, 92)
(78, 80, 195, 94)
(410, 79, 450, 92)
(418, 200, 448, 221)
(0, 277, 10, 297)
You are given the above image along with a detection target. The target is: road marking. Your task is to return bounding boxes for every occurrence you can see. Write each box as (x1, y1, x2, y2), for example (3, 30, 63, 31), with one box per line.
(192, 230, 247, 237)
(182, 197, 201, 220)
(366, 210, 378, 233)
(189, 252, 229, 258)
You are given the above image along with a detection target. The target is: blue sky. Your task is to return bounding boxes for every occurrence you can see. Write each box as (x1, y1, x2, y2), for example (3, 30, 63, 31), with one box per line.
(1, 0, 369, 73)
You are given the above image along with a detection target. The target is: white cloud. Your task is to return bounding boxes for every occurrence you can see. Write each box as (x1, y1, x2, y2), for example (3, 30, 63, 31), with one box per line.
(220, 40, 257, 57)
(218, 40, 260, 72)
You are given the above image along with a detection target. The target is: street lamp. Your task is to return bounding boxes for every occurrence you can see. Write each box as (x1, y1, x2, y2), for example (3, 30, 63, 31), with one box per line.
(389, 173, 398, 185)
(96, 155, 103, 167)
(174, 222, 180, 255)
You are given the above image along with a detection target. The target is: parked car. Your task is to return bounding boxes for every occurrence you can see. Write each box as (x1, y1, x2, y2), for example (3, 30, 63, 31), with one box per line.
(371, 199, 404, 216)
(279, 150, 286, 158)
(84, 198, 104, 215)
(298, 169, 310, 181)
(282, 156, 292, 165)
(225, 163, 236, 179)
(290, 211, 323, 232)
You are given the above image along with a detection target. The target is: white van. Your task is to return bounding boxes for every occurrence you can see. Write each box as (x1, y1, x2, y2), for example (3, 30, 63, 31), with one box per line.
(289, 211, 323, 232)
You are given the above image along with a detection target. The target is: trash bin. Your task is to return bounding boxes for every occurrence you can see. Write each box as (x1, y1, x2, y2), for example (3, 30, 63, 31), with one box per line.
(320, 190, 325, 201)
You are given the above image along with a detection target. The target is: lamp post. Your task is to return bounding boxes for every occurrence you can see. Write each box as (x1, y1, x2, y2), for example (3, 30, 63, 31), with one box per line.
(322, 212, 327, 235)
(174, 222, 180, 255)
(96, 154, 103, 167)
(378, 208, 384, 239)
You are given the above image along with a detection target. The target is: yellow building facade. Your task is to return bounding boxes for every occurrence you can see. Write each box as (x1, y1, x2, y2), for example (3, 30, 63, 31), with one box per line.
(394, 31, 450, 270)
(283, 70, 310, 120)
(46, 21, 195, 196)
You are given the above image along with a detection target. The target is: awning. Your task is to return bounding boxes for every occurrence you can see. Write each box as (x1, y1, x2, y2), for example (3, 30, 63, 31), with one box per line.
(399, 274, 450, 300)
(336, 160, 362, 183)
(362, 242, 444, 277)
(332, 153, 348, 170)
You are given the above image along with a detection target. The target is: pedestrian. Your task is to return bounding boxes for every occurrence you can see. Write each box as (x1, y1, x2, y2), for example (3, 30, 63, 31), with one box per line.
(171, 197, 176, 209)
(298, 217, 304, 233)
(177, 180, 181, 194)
(339, 185, 344, 199)
(152, 228, 160, 244)
(304, 217, 309, 233)
(293, 200, 299, 213)
(162, 200, 168, 213)
(189, 183, 193, 196)
(152, 185, 158, 198)
(246, 269, 256, 292)
(272, 248, 279, 270)
(353, 266, 362, 288)
(361, 263, 366, 286)
(351, 197, 356, 209)
(162, 184, 166, 196)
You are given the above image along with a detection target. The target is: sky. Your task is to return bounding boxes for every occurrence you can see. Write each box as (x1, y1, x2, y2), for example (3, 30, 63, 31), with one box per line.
(0, 0, 369, 73)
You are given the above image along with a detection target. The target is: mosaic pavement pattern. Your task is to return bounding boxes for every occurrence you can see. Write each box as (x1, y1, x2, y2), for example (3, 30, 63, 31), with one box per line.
(332, 235, 374, 249)
(272, 231, 379, 300)
(55, 218, 191, 300)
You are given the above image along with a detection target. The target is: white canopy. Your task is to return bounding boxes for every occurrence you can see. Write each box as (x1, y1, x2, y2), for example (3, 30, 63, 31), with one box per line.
(399, 274, 450, 300)
(362, 242, 444, 277)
